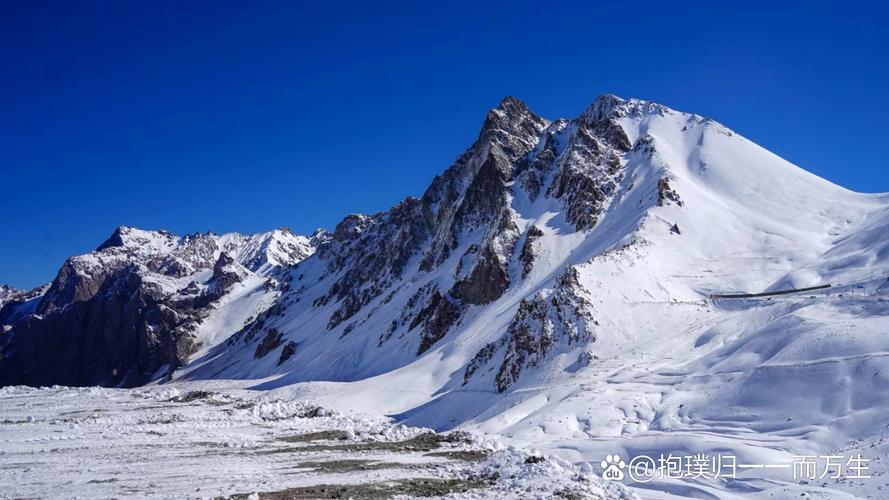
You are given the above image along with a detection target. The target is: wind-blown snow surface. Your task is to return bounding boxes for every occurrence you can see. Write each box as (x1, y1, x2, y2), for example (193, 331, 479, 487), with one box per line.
(174, 97, 889, 498)
(0, 385, 632, 499)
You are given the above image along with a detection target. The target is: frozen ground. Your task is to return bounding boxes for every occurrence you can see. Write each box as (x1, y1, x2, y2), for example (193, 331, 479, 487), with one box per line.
(0, 385, 632, 499)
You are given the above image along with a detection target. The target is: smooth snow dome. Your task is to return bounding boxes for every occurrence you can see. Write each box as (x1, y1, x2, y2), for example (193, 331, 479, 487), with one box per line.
(3, 95, 889, 499)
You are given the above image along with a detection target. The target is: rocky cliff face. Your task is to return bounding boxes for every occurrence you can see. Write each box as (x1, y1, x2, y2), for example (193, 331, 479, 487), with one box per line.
(464, 267, 596, 392)
(184, 94, 680, 390)
(0, 226, 318, 387)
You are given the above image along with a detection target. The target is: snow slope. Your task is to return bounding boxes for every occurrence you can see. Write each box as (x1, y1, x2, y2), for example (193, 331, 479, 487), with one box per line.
(176, 95, 889, 498)
(0, 385, 633, 499)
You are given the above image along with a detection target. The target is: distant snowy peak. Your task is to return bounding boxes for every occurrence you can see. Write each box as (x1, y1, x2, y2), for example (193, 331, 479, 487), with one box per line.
(217, 227, 320, 276)
(87, 225, 319, 277)
(0, 285, 21, 309)
(95, 225, 178, 253)
(0, 224, 321, 387)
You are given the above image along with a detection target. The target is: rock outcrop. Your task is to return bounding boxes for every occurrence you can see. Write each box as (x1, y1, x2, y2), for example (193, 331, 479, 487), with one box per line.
(463, 267, 597, 392)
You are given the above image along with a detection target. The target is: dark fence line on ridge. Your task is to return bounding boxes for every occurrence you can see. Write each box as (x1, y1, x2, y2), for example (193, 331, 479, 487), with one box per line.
(709, 284, 832, 300)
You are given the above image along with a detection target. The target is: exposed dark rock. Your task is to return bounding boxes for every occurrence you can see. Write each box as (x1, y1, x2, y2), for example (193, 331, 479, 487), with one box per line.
(38, 258, 124, 315)
(515, 120, 568, 201)
(452, 154, 510, 232)
(0, 266, 198, 387)
(191, 253, 247, 309)
(577, 350, 598, 367)
(515, 95, 636, 233)
(494, 299, 552, 392)
(150, 233, 219, 277)
(425, 449, 490, 462)
(408, 289, 443, 331)
(418, 97, 546, 272)
(580, 95, 634, 152)
(279, 430, 350, 442)
(520, 225, 544, 278)
(332, 214, 372, 242)
(496, 271, 594, 391)
(416, 292, 464, 355)
(307, 97, 548, 343)
(228, 478, 487, 499)
(168, 390, 215, 403)
(322, 198, 434, 331)
(450, 245, 509, 305)
(462, 337, 505, 385)
(277, 341, 297, 365)
(0, 223, 317, 388)
(254, 328, 283, 359)
(452, 267, 596, 392)
(657, 177, 683, 206)
(546, 124, 625, 231)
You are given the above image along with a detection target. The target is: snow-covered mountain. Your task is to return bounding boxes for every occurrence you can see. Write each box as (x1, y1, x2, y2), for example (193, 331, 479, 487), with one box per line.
(0, 285, 21, 309)
(0, 226, 323, 387)
(186, 95, 889, 498)
(178, 94, 888, 391)
(4, 94, 889, 497)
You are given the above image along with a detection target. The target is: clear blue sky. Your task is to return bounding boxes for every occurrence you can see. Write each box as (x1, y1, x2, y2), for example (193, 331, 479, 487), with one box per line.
(2, 1, 888, 289)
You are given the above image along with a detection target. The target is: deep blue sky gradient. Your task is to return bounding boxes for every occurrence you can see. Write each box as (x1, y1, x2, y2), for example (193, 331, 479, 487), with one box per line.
(2, 1, 888, 288)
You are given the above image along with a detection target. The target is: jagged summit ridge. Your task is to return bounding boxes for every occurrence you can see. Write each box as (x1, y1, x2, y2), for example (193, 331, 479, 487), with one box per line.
(183, 93, 709, 383)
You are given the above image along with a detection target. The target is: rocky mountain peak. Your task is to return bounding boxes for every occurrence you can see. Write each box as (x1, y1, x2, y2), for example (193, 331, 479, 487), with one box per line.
(580, 94, 675, 127)
(96, 225, 177, 252)
(332, 214, 372, 242)
(475, 97, 548, 163)
(494, 95, 530, 115)
(580, 93, 627, 122)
